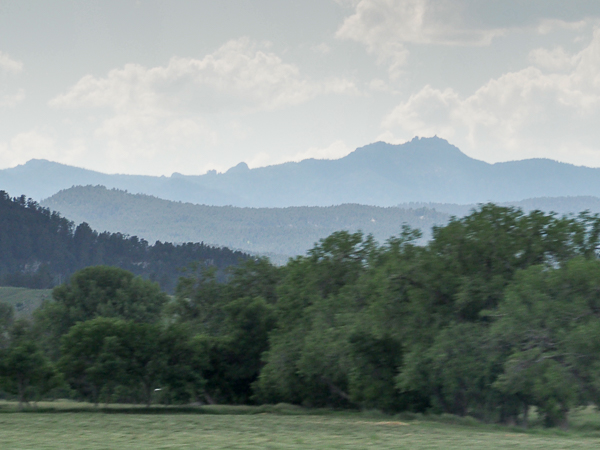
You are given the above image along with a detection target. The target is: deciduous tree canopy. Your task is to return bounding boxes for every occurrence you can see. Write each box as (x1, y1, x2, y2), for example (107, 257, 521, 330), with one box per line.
(4, 204, 600, 427)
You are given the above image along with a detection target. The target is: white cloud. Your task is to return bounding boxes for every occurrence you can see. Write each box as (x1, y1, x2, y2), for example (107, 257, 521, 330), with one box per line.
(0, 51, 23, 74)
(47, 38, 358, 174)
(95, 112, 218, 169)
(537, 19, 589, 35)
(0, 130, 57, 168)
(334, 0, 361, 6)
(247, 140, 353, 169)
(0, 52, 25, 108)
(0, 88, 25, 107)
(50, 64, 221, 173)
(0, 129, 87, 170)
(51, 38, 356, 113)
(0, 143, 6, 165)
(382, 85, 460, 138)
(382, 28, 600, 166)
(312, 43, 332, 55)
(10, 131, 56, 158)
(529, 46, 579, 72)
(288, 140, 353, 162)
(336, 0, 505, 78)
(368, 78, 390, 92)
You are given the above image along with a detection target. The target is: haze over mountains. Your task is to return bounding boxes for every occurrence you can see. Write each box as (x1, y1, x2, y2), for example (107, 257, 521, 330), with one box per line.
(5, 137, 600, 207)
(401, 197, 600, 219)
(41, 185, 448, 260)
(41, 186, 600, 261)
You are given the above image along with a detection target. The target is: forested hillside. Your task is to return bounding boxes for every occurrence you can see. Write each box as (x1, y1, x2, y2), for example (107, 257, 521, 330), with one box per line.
(7, 137, 600, 206)
(0, 191, 247, 292)
(401, 196, 600, 218)
(41, 185, 449, 259)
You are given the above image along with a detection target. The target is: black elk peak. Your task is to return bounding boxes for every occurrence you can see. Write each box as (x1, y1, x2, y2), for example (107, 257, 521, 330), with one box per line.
(226, 162, 250, 174)
(347, 136, 470, 166)
(356, 136, 461, 155)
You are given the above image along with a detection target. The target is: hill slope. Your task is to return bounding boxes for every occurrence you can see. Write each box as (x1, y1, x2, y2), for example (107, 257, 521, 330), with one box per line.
(0, 191, 248, 292)
(0, 286, 51, 318)
(5, 137, 600, 206)
(401, 196, 600, 218)
(41, 185, 450, 258)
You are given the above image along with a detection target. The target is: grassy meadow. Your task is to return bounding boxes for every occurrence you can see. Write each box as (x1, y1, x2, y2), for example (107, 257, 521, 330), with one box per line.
(1, 403, 600, 449)
(0, 286, 51, 318)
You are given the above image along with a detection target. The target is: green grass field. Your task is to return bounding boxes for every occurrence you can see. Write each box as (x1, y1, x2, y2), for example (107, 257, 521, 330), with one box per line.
(0, 286, 51, 317)
(1, 402, 600, 449)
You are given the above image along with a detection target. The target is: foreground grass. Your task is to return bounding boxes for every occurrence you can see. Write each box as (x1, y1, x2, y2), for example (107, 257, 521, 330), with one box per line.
(0, 403, 600, 449)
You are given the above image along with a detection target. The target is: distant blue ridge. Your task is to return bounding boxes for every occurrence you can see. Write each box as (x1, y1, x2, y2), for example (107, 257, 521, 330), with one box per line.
(2, 137, 600, 207)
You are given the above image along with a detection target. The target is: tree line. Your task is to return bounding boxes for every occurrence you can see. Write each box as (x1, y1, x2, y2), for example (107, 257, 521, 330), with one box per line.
(0, 190, 248, 291)
(2, 204, 600, 427)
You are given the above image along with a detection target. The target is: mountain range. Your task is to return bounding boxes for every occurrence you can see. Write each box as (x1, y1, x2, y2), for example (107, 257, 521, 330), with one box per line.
(400, 196, 600, 218)
(4, 136, 600, 207)
(41, 186, 448, 260)
(42, 186, 600, 261)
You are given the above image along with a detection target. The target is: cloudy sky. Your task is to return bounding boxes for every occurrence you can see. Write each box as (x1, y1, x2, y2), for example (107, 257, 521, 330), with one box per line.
(2, 0, 600, 175)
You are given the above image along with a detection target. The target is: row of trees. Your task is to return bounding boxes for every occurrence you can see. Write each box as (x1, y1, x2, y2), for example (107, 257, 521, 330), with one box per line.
(0, 264, 271, 408)
(2, 204, 600, 427)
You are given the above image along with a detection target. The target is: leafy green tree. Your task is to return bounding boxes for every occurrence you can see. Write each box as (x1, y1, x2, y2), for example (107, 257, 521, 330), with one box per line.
(59, 318, 126, 405)
(257, 231, 376, 407)
(116, 322, 165, 407)
(254, 207, 600, 419)
(391, 206, 600, 420)
(171, 265, 225, 335)
(171, 259, 280, 404)
(226, 257, 281, 305)
(200, 296, 275, 404)
(158, 324, 208, 404)
(52, 265, 167, 324)
(36, 266, 168, 356)
(398, 322, 506, 418)
(60, 318, 205, 407)
(0, 319, 60, 408)
(0, 302, 14, 348)
(348, 331, 425, 413)
(117, 321, 208, 407)
(492, 258, 600, 427)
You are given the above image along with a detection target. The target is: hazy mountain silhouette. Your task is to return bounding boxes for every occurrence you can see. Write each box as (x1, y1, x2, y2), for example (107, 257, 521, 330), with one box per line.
(42, 187, 600, 261)
(401, 196, 600, 218)
(0, 158, 241, 205)
(4, 136, 600, 206)
(41, 185, 449, 260)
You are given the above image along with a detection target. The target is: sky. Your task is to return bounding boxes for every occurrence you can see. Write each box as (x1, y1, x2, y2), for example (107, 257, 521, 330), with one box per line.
(2, 0, 600, 175)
